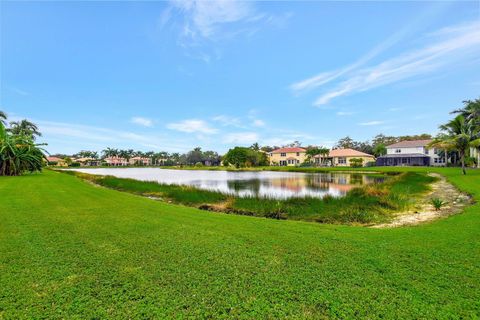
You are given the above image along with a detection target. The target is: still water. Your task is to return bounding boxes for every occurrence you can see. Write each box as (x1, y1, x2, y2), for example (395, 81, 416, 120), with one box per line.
(71, 168, 386, 199)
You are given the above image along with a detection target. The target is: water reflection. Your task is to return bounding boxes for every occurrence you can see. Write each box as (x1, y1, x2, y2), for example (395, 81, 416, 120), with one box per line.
(71, 168, 385, 199)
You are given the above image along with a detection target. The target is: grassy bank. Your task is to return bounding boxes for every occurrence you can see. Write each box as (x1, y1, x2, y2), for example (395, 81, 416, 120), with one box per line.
(64, 170, 435, 224)
(0, 168, 479, 318)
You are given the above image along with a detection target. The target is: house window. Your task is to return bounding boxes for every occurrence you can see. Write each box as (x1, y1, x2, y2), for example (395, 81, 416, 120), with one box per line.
(296, 152, 300, 156)
(424, 148, 429, 155)
(338, 157, 347, 164)
(281, 153, 286, 157)
(395, 149, 401, 153)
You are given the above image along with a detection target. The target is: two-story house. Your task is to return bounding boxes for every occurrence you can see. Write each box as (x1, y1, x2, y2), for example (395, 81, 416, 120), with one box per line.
(269, 147, 307, 166)
(313, 148, 375, 167)
(376, 140, 446, 166)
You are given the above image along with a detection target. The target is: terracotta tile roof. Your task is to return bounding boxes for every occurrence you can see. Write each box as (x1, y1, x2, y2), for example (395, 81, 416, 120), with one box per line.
(47, 156, 64, 162)
(271, 147, 307, 154)
(387, 140, 432, 148)
(314, 148, 374, 158)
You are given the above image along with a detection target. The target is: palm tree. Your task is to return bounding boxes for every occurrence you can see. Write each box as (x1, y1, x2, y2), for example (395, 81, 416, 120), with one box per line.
(102, 147, 118, 158)
(0, 120, 47, 176)
(9, 119, 42, 139)
(0, 111, 7, 126)
(453, 98, 480, 167)
(452, 98, 480, 125)
(430, 115, 480, 175)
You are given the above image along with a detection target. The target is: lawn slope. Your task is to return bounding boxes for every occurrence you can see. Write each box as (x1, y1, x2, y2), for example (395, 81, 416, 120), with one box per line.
(0, 169, 479, 319)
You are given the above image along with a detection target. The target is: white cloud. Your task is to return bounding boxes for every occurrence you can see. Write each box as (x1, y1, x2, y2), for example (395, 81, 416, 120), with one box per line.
(224, 132, 259, 144)
(8, 87, 29, 96)
(290, 20, 480, 106)
(212, 115, 243, 127)
(28, 119, 189, 153)
(336, 111, 355, 116)
(165, 0, 262, 46)
(252, 119, 265, 127)
(310, 20, 480, 106)
(358, 121, 385, 126)
(131, 117, 154, 127)
(167, 119, 218, 134)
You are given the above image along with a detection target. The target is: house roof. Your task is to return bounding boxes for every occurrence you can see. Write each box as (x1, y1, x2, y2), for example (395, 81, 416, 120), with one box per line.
(386, 139, 432, 148)
(271, 147, 306, 154)
(47, 156, 64, 162)
(314, 148, 374, 158)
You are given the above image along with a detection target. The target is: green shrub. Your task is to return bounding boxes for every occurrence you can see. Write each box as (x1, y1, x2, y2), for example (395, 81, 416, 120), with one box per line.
(431, 198, 447, 211)
(349, 158, 364, 168)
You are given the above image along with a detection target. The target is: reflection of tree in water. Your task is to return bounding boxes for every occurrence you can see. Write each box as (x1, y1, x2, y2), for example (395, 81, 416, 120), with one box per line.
(227, 179, 261, 196)
(349, 174, 364, 185)
(305, 174, 330, 191)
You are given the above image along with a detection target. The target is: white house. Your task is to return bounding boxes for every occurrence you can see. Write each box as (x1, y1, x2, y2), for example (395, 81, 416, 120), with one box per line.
(376, 140, 446, 166)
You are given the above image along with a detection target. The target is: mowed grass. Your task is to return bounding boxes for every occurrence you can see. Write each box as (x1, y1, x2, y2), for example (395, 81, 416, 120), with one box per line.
(65, 170, 435, 224)
(0, 168, 479, 318)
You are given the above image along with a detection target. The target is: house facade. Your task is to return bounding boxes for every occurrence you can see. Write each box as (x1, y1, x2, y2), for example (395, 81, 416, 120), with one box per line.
(376, 140, 446, 166)
(129, 156, 152, 166)
(269, 147, 307, 166)
(104, 156, 129, 166)
(76, 157, 101, 166)
(46, 156, 68, 167)
(314, 148, 375, 167)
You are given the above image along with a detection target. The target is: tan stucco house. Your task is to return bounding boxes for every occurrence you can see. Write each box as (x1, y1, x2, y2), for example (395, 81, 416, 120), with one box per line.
(269, 147, 307, 166)
(314, 148, 375, 167)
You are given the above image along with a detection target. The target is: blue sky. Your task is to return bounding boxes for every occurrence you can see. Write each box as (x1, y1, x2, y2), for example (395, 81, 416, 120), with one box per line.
(1, 0, 479, 154)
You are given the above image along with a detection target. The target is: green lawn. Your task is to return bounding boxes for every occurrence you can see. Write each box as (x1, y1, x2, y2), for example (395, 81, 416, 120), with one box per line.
(1, 168, 479, 318)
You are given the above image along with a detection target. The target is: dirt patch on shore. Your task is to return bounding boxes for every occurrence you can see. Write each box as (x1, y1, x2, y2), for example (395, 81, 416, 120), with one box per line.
(373, 173, 473, 228)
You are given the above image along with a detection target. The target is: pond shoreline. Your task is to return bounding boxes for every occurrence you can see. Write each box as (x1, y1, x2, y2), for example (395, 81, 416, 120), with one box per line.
(59, 170, 434, 225)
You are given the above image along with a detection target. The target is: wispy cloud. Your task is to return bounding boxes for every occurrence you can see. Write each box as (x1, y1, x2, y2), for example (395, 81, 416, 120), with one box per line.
(26, 119, 189, 152)
(336, 111, 355, 116)
(291, 20, 480, 106)
(224, 132, 259, 144)
(170, 0, 255, 41)
(212, 115, 243, 127)
(252, 119, 265, 127)
(131, 117, 154, 127)
(8, 87, 29, 96)
(167, 119, 218, 134)
(358, 121, 385, 126)
(161, 1, 288, 63)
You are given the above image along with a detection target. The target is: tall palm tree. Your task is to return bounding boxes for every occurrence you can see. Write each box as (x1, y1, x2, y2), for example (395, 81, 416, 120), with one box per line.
(9, 119, 42, 139)
(102, 147, 118, 158)
(452, 98, 480, 125)
(453, 98, 480, 167)
(430, 115, 480, 175)
(0, 111, 7, 126)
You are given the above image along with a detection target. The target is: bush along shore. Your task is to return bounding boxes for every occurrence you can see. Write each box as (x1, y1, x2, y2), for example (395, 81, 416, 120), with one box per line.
(61, 170, 436, 225)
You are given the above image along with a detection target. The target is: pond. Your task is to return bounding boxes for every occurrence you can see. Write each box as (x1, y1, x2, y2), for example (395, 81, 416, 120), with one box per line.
(71, 168, 386, 199)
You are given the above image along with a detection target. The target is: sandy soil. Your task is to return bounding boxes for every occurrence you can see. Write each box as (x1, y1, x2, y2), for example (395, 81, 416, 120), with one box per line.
(373, 173, 473, 228)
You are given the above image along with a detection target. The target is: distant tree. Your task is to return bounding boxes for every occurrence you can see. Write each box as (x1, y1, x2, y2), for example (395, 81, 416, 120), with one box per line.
(335, 136, 355, 149)
(223, 147, 267, 168)
(260, 146, 273, 153)
(286, 140, 302, 148)
(373, 144, 387, 157)
(186, 147, 204, 165)
(250, 142, 260, 151)
(102, 148, 118, 158)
